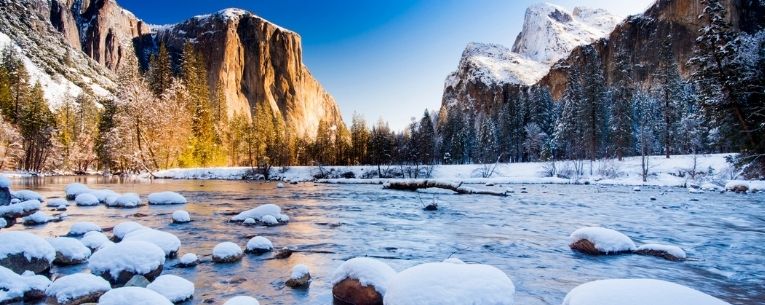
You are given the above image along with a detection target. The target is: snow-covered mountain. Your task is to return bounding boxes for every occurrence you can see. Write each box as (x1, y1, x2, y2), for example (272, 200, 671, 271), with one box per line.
(512, 3, 621, 65)
(445, 43, 549, 89)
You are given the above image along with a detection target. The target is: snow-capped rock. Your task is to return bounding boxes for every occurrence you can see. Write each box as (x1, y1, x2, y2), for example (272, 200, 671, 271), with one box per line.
(212, 242, 243, 263)
(223, 296, 260, 305)
(47, 237, 91, 265)
(81, 231, 112, 251)
(67, 222, 101, 236)
(0, 231, 56, 274)
(146, 274, 194, 303)
(245, 236, 273, 254)
(569, 226, 636, 255)
(0, 199, 41, 220)
(331, 257, 397, 305)
(46, 198, 69, 208)
(11, 190, 44, 202)
(148, 191, 187, 205)
(88, 241, 166, 286)
(231, 204, 289, 226)
(98, 287, 173, 305)
(74, 193, 99, 206)
(22, 211, 56, 225)
(45, 273, 111, 305)
(286, 264, 311, 288)
(65, 183, 90, 200)
(178, 253, 198, 267)
(105, 193, 143, 208)
(385, 262, 515, 305)
(562, 279, 731, 305)
(512, 3, 620, 65)
(122, 229, 181, 257)
(112, 221, 147, 241)
(171, 210, 191, 223)
(0, 265, 51, 303)
(635, 243, 687, 261)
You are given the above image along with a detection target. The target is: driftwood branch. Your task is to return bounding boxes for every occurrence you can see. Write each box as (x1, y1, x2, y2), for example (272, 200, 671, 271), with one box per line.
(383, 180, 507, 196)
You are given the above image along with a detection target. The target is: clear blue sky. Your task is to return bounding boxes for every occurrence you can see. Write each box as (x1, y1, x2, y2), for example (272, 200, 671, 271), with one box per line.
(119, 0, 653, 130)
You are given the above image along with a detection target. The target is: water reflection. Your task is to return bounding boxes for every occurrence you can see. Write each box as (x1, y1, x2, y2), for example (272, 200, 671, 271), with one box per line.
(5, 177, 765, 305)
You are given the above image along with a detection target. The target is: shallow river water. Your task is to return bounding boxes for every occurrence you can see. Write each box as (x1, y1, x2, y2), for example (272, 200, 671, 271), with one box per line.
(6, 176, 765, 305)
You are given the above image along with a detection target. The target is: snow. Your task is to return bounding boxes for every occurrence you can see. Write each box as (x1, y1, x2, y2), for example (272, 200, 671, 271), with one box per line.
(148, 191, 187, 205)
(105, 193, 143, 208)
(331, 257, 397, 295)
(0, 199, 40, 217)
(246, 236, 273, 252)
(147, 274, 194, 303)
(123, 229, 181, 257)
(98, 287, 173, 305)
(81, 231, 112, 250)
(68, 222, 101, 236)
(45, 273, 111, 304)
(562, 279, 731, 305)
(75, 193, 100, 206)
(0, 175, 9, 188)
(0, 218, 6, 228)
(276, 182, 285, 188)
(47, 237, 91, 262)
(46, 198, 69, 207)
(569, 227, 637, 253)
(172, 210, 191, 223)
(65, 183, 90, 199)
(0, 231, 55, 263)
(449, 42, 550, 86)
(231, 204, 288, 223)
(243, 218, 256, 225)
(0, 265, 51, 303)
(385, 262, 515, 305)
(113, 221, 147, 240)
(12, 190, 43, 201)
(260, 214, 278, 225)
(179, 253, 198, 265)
(90, 189, 119, 203)
(213, 242, 242, 259)
(151, 154, 743, 188)
(290, 264, 310, 279)
(88, 241, 166, 280)
(637, 243, 687, 259)
(22, 211, 54, 224)
(224, 296, 261, 305)
(725, 180, 765, 192)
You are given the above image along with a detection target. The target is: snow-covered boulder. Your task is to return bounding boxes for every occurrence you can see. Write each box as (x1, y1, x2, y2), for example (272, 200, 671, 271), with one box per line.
(81, 231, 112, 251)
(97, 287, 173, 305)
(123, 229, 181, 257)
(147, 192, 187, 205)
(562, 279, 731, 305)
(105, 193, 143, 208)
(231, 204, 289, 226)
(245, 236, 273, 254)
(224, 296, 260, 305)
(331, 257, 397, 305)
(45, 273, 111, 305)
(12, 190, 44, 202)
(725, 181, 749, 193)
(0, 231, 55, 273)
(22, 211, 56, 225)
(113, 221, 146, 241)
(88, 241, 166, 286)
(46, 198, 69, 208)
(635, 243, 687, 261)
(74, 193, 99, 206)
(65, 183, 90, 200)
(147, 274, 194, 303)
(0, 199, 41, 221)
(384, 262, 515, 305)
(178, 253, 198, 267)
(286, 264, 311, 288)
(90, 189, 118, 203)
(67, 222, 101, 236)
(0, 265, 51, 303)
(171, 210, 191, 223)
(243, 218, 256, 225)
(47, 237, 91, 265)
(701, 183, 721, 192)
(276, 182, 285, 188)
(569, 227, 636, 255)
(212, 242, 243, 263)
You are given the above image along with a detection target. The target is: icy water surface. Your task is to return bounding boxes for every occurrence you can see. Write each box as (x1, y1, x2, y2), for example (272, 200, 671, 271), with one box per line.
(7, 176, 765, 305)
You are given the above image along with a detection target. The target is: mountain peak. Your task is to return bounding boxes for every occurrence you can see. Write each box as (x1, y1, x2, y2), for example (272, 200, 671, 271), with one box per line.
(512, 3, 620, 64)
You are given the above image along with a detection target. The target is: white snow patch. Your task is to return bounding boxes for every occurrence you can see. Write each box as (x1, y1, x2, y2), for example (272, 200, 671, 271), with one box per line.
(22, 211, 55, 224)
(46, 198, 69, 207)
(331, 257, 397, 295)
(0, 199, 40, 218)
(223, 296, 261, 305)
(75, 193, 99, 206)
(212, 242, 242, 260)
(569, 227, 636, 253)
(123, 229, 181, 257)
(68, 222, 101, 236)
(385, 262, 515, 305)
(12, 190, 43, 202)
(88, 241, 166, 279)
(231, 204, 288, 223)
(0, 231, 56, 263)
(148, 191, 187, 205)
(290, 264, 310, 279)
(246, 236, 273, 252)
(172, 210, 191, 223)
(562, 279, 731, 305)
(45, 273, 111, 304)
(0, 265, 51, 303)
(147, 274, 194, 303)
(105, 193, 143, 208)
(81, 231, 112, 250)
(113, 221, 146, 240)
(179, 253, 198, 265)
(637, 243, 687, 259)
(47, 237, 91, 262)
(65, 183, 90, 199)
(97, 287, 173, 305)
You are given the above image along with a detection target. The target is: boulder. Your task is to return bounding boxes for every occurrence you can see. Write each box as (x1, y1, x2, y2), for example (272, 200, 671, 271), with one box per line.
(212, 242, 243, 263)
(0, 177, 11, 206)
(146, 274, 194, 303)
(285, 264, 311, 288)
(0, 231, 55, 274)
(124, 275, 151, 288)
(635, 244, 687, 261)
(562, 279, 731, 305)
(331, 257, 396, 305)
(88, 241, 166, 287)
(97, 287, 173, 305)
(569, 227, 636, 255)
(245, 236, 273, 254)
(45, 273, 111, 305)
(332, 278, 384, 305)
(48, 237, 92, 265)
(0, 266, 51, 303)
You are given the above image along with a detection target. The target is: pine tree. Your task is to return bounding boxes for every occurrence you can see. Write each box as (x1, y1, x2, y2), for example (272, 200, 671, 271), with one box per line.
(610, 48, 634, 161)
(655, 34, 684, 158)
(350, 112, 369, 165)
(148, 42, 174, 95)
(2, 47, 29, 124)
(579, 46, 608, 163)
(416, 110, 435, 165)
(19, 83, 56, 172)
(554, 68, 584, 160)
(181, 43, 219, 166)
(368, 118, 393, 176)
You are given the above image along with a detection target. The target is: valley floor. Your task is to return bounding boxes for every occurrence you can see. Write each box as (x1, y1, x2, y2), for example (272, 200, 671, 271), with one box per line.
(151, 153, 763, 190)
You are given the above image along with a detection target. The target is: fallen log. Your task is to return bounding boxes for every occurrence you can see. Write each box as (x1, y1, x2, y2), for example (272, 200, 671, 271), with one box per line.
(383, 180, 508, 196)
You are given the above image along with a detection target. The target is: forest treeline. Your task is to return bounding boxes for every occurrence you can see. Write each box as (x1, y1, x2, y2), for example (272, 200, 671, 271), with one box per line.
(0, 1, 762, 176)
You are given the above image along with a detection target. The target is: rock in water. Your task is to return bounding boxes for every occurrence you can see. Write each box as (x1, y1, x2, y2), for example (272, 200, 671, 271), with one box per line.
(245, 236, 273, 254)
(97, 287, 173, 305)
(562, 279, 731, 305)
(171, 210, 191, 223)
(0, 265, 51, 303)
(45, 273, 111, 305)
(285, 264, 311, 288)
(124, 275, 151, 288)
(223, 296, 261, 305)
(331, 257, 396, 305)
(212, 242, 243, 263)
(47, 237, 92, 265)
(147, 192, 187, 205)
(178, 253, 199, 267)
(147, 274, 194, 303)
(0, 231, 56, 274)
(635, 244, 687, 261)
(122, 228, 181, 257)
(0, 176, 11, 206)
(569, 227, 636, 255)
(88, 241, 165, 286)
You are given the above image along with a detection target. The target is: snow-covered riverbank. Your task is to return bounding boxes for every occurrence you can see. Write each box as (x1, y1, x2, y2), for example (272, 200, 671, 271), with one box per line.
(150, 154, 764, 189)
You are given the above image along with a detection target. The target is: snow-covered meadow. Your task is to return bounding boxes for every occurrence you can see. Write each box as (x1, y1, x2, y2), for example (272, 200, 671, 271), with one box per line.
(0, 174, 762, 305)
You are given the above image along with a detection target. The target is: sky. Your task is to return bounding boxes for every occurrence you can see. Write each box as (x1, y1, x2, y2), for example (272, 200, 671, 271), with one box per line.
(120, 0, 654, 130)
